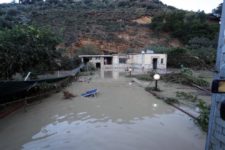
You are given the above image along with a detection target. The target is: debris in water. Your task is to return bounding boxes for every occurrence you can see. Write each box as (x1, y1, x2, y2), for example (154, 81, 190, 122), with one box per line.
(63, 91, 76, 99)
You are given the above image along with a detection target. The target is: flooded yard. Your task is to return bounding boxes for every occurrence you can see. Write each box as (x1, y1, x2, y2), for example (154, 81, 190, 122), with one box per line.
(0, 70, 206, 150)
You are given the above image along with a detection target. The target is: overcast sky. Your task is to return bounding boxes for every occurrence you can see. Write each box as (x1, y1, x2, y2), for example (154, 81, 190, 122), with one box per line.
(161, 0, 223, 13)
(0, 0, 223, 13)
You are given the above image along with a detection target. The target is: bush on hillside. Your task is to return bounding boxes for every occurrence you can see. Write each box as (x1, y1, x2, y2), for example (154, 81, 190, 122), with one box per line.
(76, 44, 101, 55)
(0, 25, 62, 79)
(151, 10, 219, 45)
(167, 48, 207, 68)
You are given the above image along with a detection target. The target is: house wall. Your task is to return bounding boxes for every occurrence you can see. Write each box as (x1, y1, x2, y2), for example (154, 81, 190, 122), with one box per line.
(79, 54, 167, 70)
(112, 55, 130, 69)
(126, 54, 167, 70)
(81, 57, 105, 68)
(144, 54, 167, 69)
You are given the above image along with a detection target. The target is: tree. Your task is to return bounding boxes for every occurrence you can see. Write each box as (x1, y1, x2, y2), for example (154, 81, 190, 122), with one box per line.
(212, 3, 223, 17)
(0, 25, 62, 79)
(151, 10, 219, 44)
(19, 0, 43, 4)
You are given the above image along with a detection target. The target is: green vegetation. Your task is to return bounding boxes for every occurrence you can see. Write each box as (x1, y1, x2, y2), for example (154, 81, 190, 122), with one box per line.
(76, 45, 100, 55)
(196, 100, 210, 132)
(0, 0, 166, 46)
(151, 10, 219, 44)
(132, 67, 209, 87)
(146, 46, 215, 68)
(145, 86, 161, 92)
(0, 25, 61, 79)
(167, 48, 207, 68)
(176, 91, 198, 102)
(150, 9, 219, 68)
(163, 72, 210, 87)
(0, 25, 81, 79)
(213, 3, 222, 17)
(164, 97, 179, 104)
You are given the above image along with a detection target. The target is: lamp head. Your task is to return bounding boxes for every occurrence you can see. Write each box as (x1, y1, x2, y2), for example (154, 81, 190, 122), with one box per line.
(128, 68, 132, 72)
(153, 74, 160, 80)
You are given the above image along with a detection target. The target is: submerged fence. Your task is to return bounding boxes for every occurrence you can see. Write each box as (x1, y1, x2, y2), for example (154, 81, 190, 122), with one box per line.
(0, 64, 84, 105)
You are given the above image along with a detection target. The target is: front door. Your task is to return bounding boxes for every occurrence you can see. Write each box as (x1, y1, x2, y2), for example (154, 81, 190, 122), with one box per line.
(153, 58, 158, 69)
(96, 63, 101, 69)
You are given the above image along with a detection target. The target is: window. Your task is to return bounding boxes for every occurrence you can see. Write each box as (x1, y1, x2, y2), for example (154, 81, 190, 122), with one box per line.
(161, 58, 164, 64)
(119, 58, 127, 64)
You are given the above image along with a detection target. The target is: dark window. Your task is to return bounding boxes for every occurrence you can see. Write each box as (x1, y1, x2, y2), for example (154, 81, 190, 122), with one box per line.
(161, 59, 164, 64)
(119, 58, 126, 64)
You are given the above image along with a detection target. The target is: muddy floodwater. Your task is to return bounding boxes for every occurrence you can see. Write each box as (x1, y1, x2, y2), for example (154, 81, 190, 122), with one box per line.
(0, 70, 206, 150)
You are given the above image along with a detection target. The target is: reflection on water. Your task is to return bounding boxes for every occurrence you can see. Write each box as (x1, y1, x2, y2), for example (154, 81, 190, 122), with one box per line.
(99, 69, 127, 79)
(22, 110, 204, 150)
(0, 70, 205, 150)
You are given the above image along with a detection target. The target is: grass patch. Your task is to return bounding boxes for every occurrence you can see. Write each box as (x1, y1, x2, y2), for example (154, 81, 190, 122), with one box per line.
(164, 97, 180, 104)
(196, 100, 210, 132)
(162, 73, 209, 87)
(145, 86, 161, 92)
(131, 72, 209, 87)
(176, 91, 198, 102)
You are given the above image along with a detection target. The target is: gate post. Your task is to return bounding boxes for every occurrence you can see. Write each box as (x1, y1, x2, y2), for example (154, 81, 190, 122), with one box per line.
(206, 1, 225, 149)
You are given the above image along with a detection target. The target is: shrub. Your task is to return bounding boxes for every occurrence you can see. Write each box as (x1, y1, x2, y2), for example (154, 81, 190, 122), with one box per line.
(76, 44, 101, 55)
(167, 48, 206, 68)
(196, 100, 210, 132)
(151, 10, 219, 45)
(0, 25, 62, 79)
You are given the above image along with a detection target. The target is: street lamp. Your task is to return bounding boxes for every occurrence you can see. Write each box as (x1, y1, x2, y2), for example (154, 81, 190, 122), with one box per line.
(153, 73, 160, 90)
(141, 50, 145, 71)
(128, 67, 132, 76)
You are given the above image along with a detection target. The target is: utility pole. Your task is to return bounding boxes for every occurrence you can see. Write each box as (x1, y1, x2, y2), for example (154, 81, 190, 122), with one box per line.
(206, 1, 225, 149)
(216, 0, 225, 71)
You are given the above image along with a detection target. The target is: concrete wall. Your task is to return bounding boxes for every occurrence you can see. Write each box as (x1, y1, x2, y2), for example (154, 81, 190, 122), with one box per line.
(126, 54, 167, 70)
(207, 95, 225, 150)
(88, 57, 104, 68)
(80, 53, 167, 70)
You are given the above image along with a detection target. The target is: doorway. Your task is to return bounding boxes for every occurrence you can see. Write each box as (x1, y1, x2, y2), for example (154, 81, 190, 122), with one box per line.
(83, 57, 90, 64)
(96, 63, 101, 69)
(153, 58, 158, 69)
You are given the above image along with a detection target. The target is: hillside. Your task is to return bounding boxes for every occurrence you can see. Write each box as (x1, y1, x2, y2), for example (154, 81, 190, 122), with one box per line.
(0, 0, 182, 54)
(30, 2, 181, 53)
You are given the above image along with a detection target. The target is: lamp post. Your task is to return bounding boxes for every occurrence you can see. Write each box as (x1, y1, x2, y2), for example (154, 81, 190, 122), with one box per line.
(141, 50, 145, 71)
(128, 67, 132, 77)
(153, 74, 160, 90)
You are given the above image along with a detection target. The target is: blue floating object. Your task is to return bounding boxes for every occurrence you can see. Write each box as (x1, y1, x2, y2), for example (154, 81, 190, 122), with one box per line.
(81, 89, 98, 97)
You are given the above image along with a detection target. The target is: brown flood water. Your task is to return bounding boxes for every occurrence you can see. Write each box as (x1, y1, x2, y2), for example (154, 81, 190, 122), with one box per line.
(0, 70, 206, 150)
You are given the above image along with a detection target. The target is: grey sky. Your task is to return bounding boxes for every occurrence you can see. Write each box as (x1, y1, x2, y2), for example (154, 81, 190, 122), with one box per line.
(161, 0, 223, 13)
(0, 0, 223, 13)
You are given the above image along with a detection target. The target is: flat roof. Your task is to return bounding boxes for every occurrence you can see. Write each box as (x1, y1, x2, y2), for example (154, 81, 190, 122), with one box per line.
(79, 53, 167, 57)
(79, 55, 113, 57)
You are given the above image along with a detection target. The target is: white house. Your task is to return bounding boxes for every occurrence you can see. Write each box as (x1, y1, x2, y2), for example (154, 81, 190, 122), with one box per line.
(79, 52, 167, 70)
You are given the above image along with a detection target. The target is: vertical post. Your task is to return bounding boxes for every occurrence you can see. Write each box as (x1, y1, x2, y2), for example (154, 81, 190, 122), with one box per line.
(216, 0, 225, 71)
(155, 80, 158, 90)
(206, 1, 225, 150)
(142, 51, 145, 71)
